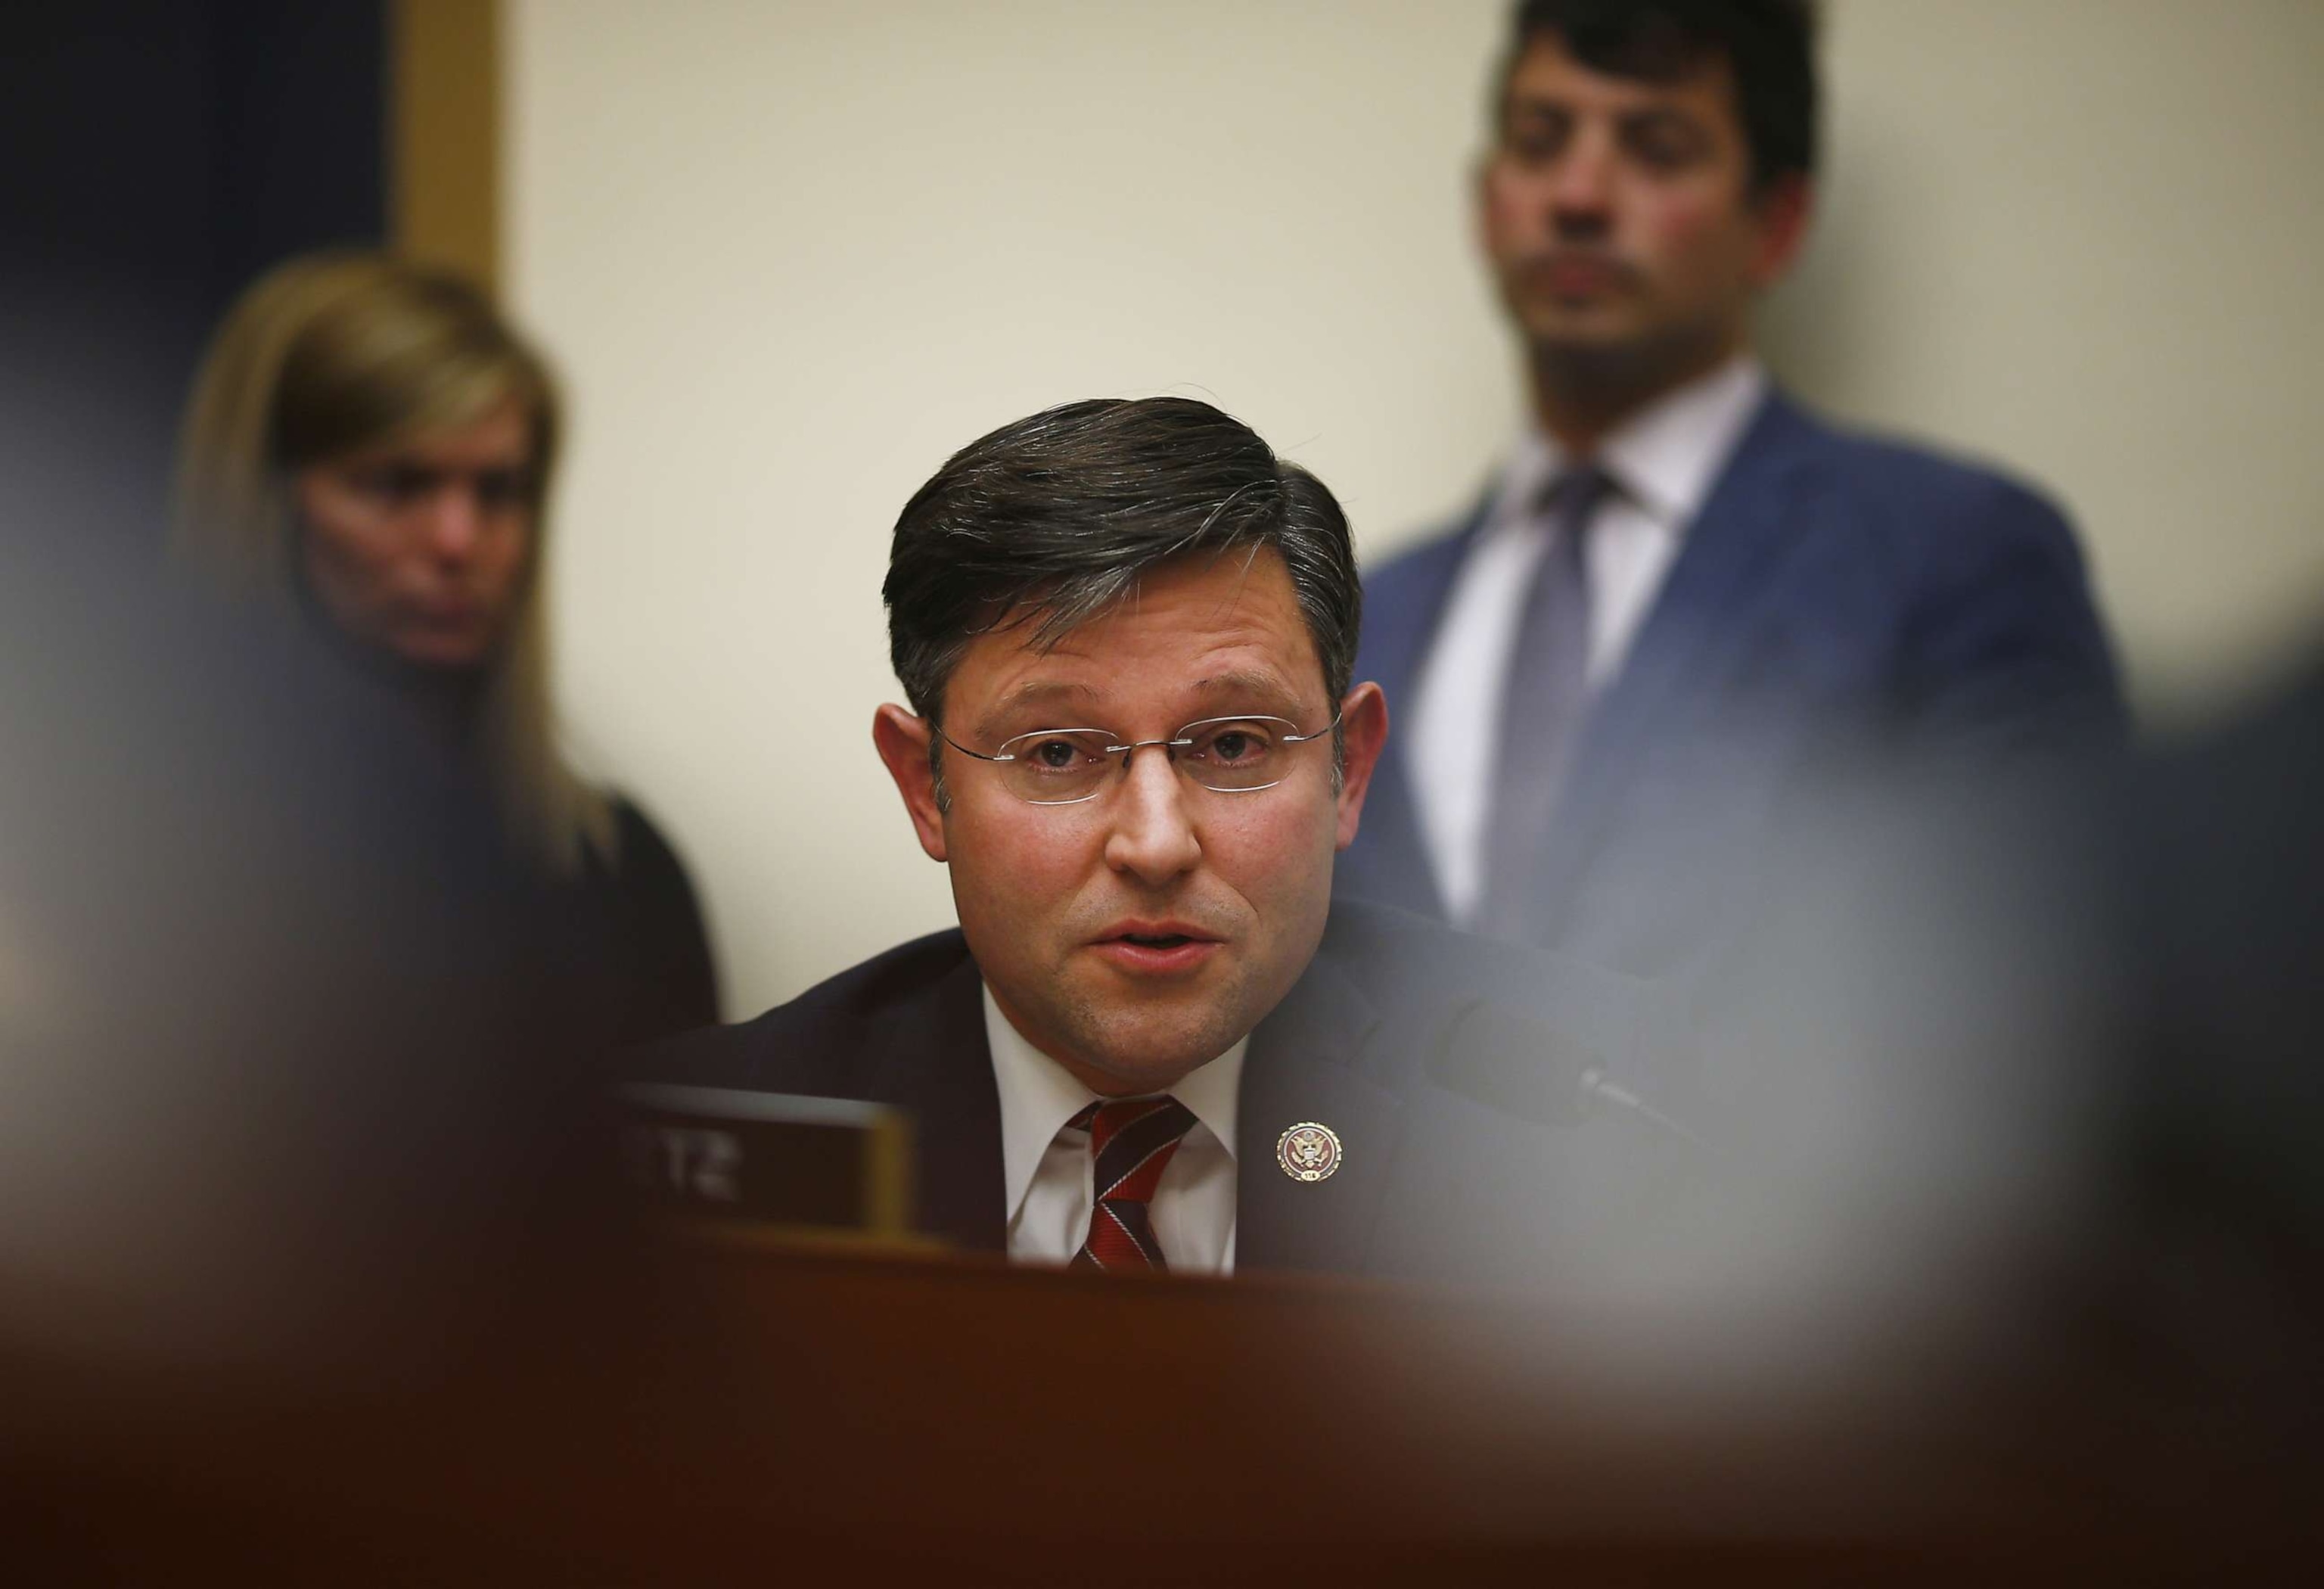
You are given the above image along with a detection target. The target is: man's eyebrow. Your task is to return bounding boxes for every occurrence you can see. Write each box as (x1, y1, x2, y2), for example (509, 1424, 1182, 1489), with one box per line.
(1620, 105, 1710, 135)
(1187, 670, 1306, 713)
(973, 680, 1106, 737)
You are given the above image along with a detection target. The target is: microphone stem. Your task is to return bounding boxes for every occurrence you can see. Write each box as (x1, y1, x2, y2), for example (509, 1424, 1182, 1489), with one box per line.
(1589, 1075, 1715, 1152)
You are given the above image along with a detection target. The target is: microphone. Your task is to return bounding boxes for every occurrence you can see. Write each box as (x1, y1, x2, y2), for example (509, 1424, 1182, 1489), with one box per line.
(1425, 997, 1710, 1150)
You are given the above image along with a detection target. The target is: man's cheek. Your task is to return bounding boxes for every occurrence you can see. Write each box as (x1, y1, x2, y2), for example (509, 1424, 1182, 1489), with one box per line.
(1649, 195, 1734, 257)
(1484, 181, 1545, 249)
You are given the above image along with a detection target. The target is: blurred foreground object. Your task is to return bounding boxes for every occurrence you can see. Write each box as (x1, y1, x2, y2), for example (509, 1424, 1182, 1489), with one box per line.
(1662, 645, 2324, 1563)
(0, 528, 589, 1386)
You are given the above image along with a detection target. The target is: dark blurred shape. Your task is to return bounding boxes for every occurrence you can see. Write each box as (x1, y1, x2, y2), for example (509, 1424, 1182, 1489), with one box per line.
(1667, 641, 2324, 1558)
(0, 530, 627, 1589)
(1, 144, 611, 1538)
(0, 530, 583, 1379)
(2086, 651, 2324, 1440)
(1, 0, 387, 547)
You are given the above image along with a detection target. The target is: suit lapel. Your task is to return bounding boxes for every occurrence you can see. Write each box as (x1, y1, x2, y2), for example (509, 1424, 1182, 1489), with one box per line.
(1340, 496, 1491, 921)
(1235, 947, 1410, 1275)
(1525, 393, 1825, 929)
(1360, 498, 1486, 711)
(858, 949, 1008, 1254)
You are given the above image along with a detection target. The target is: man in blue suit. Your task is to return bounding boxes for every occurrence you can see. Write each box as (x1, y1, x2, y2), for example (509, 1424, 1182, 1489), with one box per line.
(1338, 0, 2121, 978)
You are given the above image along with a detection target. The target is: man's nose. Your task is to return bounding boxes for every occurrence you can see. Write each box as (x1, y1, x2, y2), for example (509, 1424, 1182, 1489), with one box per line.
(1101, 745, 1202, 885)
(1548, 133, 1617, 234)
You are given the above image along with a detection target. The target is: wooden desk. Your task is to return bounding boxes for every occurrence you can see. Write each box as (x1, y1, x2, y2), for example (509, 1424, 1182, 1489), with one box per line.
(6, 1234, 2312, 1582)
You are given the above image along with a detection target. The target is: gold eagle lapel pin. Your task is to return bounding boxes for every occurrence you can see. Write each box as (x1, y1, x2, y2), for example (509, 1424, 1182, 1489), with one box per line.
(1275, 1121, 1343, 1183)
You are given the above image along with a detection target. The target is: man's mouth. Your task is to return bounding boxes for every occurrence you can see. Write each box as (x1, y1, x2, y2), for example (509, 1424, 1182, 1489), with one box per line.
(1523, 253, 1633, 300)
(1092, 923, 1222, 975)
(1101, 919, 1216, 946)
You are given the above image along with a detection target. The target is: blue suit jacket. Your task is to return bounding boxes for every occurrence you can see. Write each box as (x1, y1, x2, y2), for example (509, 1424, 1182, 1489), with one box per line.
(1338, 390, 2123, 978)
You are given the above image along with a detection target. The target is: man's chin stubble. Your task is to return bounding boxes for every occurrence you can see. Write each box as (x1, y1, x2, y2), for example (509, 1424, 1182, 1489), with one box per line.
(1058, 994, 1253, 1094)
(1528, 320, 1726, 403)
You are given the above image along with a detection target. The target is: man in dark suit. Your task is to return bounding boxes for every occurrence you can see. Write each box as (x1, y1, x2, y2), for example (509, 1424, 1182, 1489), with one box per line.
(642, 397, 1654, 1282)
(1337, 0, 2122, 978)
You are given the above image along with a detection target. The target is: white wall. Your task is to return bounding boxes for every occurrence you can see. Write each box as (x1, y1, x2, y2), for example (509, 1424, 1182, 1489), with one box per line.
(508, 0, 2324, 1016)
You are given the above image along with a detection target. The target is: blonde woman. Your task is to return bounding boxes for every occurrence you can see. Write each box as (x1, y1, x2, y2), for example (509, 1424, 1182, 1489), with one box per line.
(175, 252, 717, 1044)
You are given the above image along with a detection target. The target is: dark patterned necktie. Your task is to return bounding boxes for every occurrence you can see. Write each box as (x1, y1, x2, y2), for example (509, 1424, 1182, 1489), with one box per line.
(1476, 465, 1617, 941)
(1067, 1096, 1199, 1273)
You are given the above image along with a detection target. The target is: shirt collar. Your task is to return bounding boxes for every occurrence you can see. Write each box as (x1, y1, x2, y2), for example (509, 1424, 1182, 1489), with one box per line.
(982, 982, 1247, 1225)
(1484, 355, 1767, 536)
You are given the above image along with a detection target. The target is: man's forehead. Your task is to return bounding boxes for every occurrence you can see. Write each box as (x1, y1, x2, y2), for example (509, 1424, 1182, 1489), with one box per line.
(1505, 33, 1739, 114)
(978, 668, 1304, 720)
(946, 552, 1327, 729)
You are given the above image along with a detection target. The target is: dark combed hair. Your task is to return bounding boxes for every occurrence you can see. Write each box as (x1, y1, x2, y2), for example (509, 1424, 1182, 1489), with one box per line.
(883, 396, 1361, 730)
(1498, 0, 1820, 190)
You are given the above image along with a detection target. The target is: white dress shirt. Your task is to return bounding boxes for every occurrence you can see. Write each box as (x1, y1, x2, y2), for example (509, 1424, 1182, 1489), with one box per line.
(982, 984, 1243, 1275)
(1408, 356, 1769, 925)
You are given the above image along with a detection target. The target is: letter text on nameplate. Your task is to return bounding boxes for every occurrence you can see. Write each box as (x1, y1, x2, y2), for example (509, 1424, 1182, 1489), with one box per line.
(614, 1084, 903, 1232)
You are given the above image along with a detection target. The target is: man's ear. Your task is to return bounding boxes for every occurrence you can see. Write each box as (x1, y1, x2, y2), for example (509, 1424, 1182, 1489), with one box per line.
(872, 704, 949, 863)
(1332, 681, 1390, 852)
(1748, 172, 1815, 288)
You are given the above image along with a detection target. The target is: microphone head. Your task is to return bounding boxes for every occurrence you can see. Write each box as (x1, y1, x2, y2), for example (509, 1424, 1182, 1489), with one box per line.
(1425, 996, 1610, 1128)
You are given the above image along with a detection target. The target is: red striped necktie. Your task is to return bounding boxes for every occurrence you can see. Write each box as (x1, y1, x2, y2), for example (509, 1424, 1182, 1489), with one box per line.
(1068, 1096, 1199, 1273)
